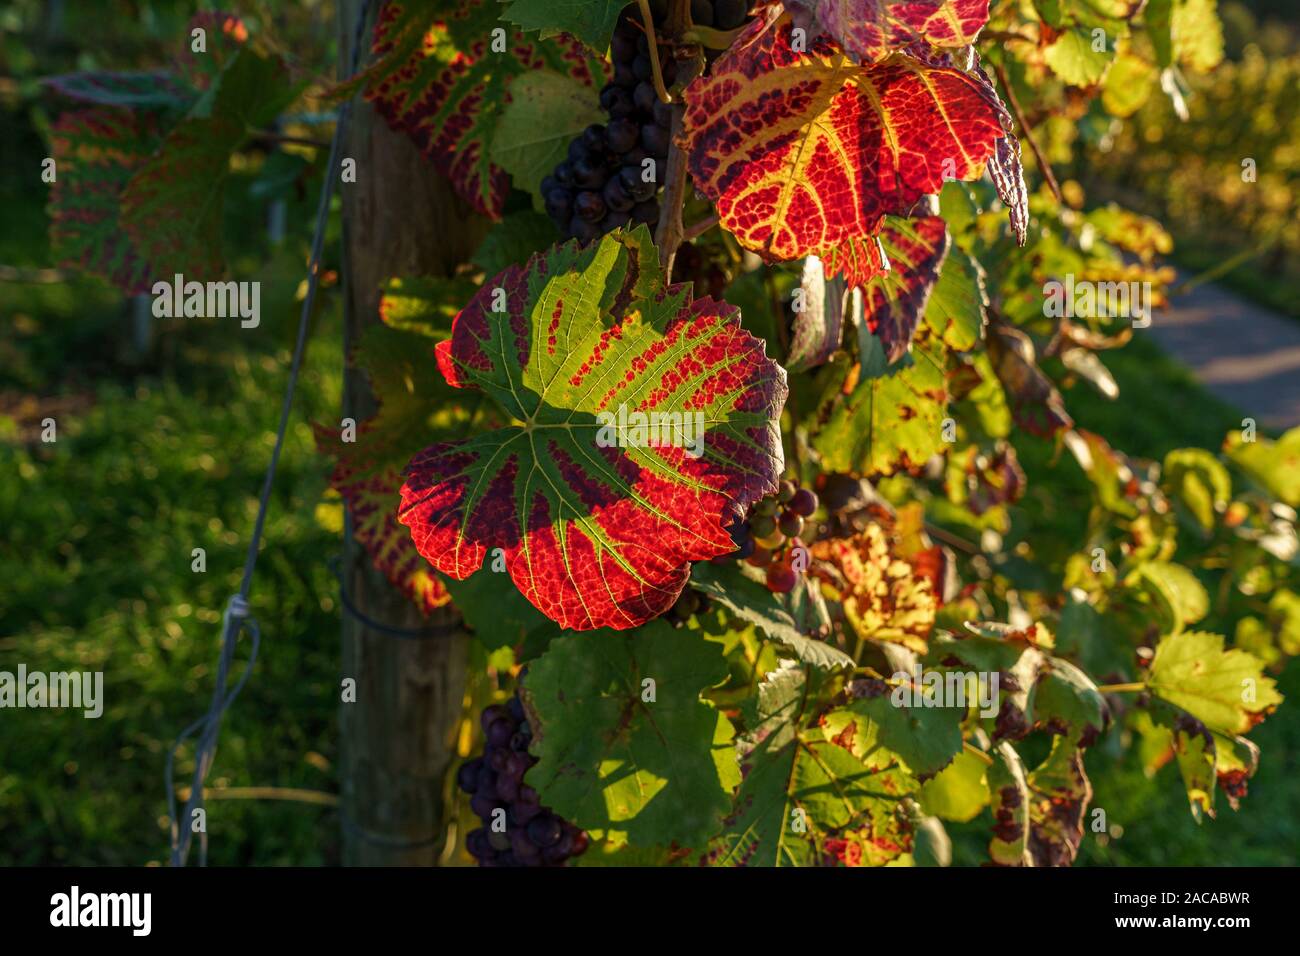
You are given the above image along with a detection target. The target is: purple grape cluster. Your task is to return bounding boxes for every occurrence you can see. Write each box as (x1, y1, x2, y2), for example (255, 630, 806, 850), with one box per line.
(457, 694, 588, 867)
(543, 7, 673, 242)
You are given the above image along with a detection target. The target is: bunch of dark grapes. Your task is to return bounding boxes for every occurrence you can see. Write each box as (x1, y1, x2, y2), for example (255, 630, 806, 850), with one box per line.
(716, 479, 819, 593)
(542, 7, 674, 242)
(457, 694, 588, 867)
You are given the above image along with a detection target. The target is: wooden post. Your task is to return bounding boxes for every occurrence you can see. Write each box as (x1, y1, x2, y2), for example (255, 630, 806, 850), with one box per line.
(336, 0, 488, 865)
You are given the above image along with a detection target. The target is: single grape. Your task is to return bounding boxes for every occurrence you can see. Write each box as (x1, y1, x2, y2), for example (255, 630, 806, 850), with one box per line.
(507, 695, 525, 722)
(553, 160, 574, 187)
(619, 166, 657, 202)
(766, 564, 798, 594)
(572, 156, 609, 190)
(778, 512, 805, 537)
(575, 190, 608, 222)
(606, 117, 640, 154)
(604, 85, 635, 119)
(469, 793, 497, 819)
(692, 0, 715, 26)
(486, 717, 513, 748)
(747, 545, 775, 568)
(496, 773, 520, 802)
(569, 216, 602, 242)
(634, 81, 658, 114)
(527, 814, 564, 849)
(754, 528, 786, 550)
(480, 704, 510, 731)
(789, 487, 819, 517)
(750, 514, 777, 538)
(777, 479, 797, 503)
(754, 497, 779, 517)
(487, 746, 510, 773)
(653, 99, 673, 129)
(633, 53, 653, 82)
(613, 59, 637, 87)
(602, 177, 635, 213)
(456, 757, 483, 795)
(641, 123, 670, 158)
(735, 537, 756, 560)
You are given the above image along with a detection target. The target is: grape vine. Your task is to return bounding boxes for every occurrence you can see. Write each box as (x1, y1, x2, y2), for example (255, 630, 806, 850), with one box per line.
(43, 0, 1297, 868)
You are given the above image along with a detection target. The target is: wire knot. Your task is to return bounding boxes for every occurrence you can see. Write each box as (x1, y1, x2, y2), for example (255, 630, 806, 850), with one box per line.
(225, 594, 251, 621)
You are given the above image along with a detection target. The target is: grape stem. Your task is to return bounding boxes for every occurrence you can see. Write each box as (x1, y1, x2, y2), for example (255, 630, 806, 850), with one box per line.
(962, 742, 995, 767)
(634, 0, 673, 104)
(654, 53, 704, 273)
(1096, 682, 1147, 694)
(990, 61, 1062, 205)
(682, 211, 720, 241)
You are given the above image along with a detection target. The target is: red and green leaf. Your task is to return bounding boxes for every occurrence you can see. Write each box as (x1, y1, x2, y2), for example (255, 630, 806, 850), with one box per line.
(47, 108, 165, 293)
(119, 48, 298, 283)
(680, 5, 1019, 282)
(318, 276, 488, 615)
(357, 0, 606, 220)
(785, 0, 991, 64)
(398, 226, 788, 631)
(860, 215, 950, 363)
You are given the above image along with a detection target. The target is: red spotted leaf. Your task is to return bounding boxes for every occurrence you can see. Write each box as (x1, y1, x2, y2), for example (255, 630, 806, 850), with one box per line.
(680, 5, 1017, 283)
(355, 0, 605, 220)
(119, 48, 298, 283)
(785, 0, 991, 64)
(861, 215, 950, 363)
(47, 108, 165, 293)
(398, 226, 788, 631)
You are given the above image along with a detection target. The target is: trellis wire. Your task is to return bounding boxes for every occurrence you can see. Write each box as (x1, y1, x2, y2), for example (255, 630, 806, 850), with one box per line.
(164, 0, 372, 867)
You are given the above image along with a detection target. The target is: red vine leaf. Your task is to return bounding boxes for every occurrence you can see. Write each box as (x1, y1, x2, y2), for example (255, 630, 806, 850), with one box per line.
(785, 0, 991, 64)
(47, 108, 165, 294)
(398, 227, 788, 631)
(680, 5, 1018, 280)
(355, 0, 606, 220)
(861, 215, 950, 363)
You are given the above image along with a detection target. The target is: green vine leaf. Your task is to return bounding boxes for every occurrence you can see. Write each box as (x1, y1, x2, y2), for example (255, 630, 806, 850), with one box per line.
(499, 0, 629, 53)
(490, 70, 604, 213)
(522, 621, 739, 847)
(1147, 630, 1283, 735)
(691, 562, 855, 670)
(811, 337, 948, 477)
(705, 662, 915, 866)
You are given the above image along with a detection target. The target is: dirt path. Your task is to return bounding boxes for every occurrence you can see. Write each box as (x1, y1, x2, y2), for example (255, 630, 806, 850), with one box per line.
(1147, 278, 1300, 430)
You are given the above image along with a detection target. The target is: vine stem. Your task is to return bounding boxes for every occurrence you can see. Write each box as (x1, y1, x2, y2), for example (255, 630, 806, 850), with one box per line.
(992, 61, 1062, 205)
(635, 0, 673, 103)
(1097, 682, 1147, 694)
(963, 742, 995, 767)
(682, 211, 720, 241)
(654, 53, 703, 273)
